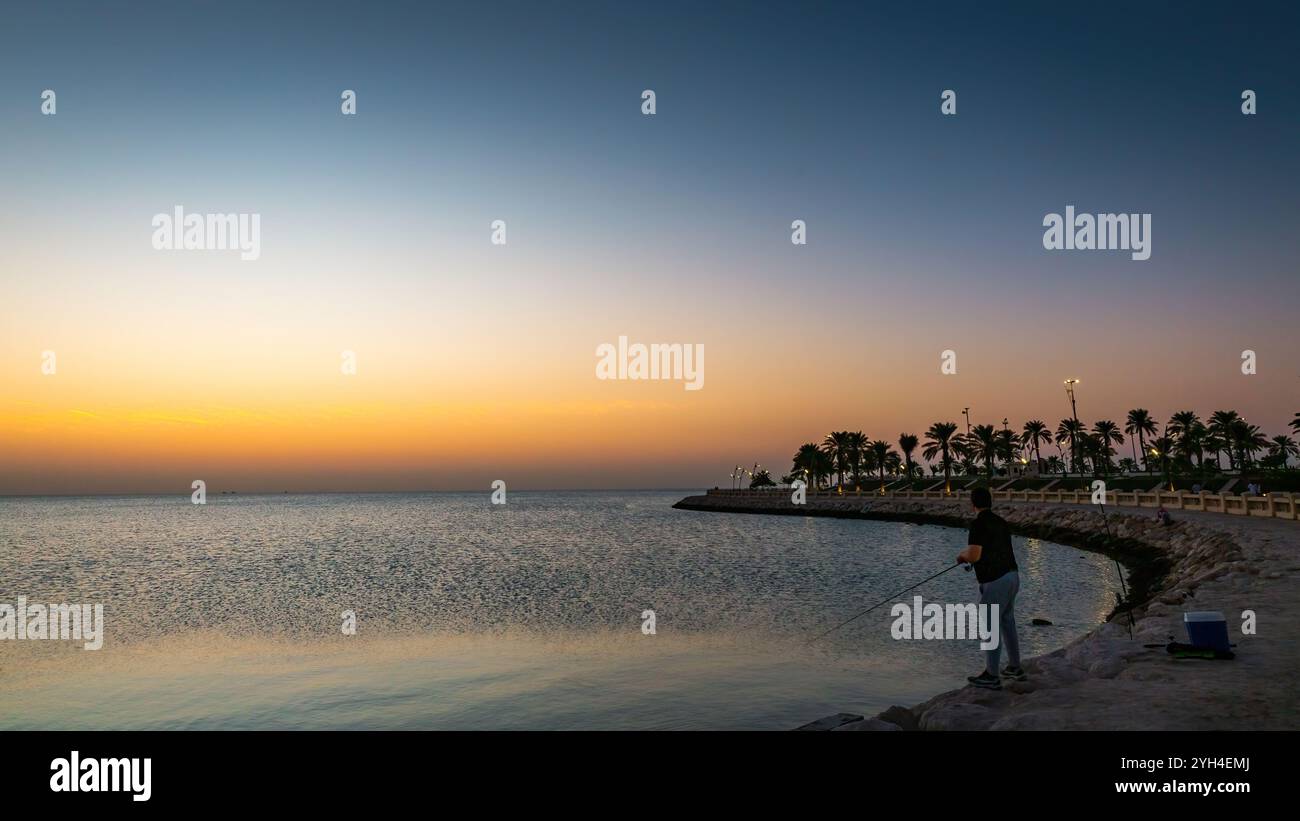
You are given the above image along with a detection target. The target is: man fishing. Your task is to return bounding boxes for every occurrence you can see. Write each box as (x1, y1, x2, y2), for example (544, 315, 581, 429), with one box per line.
(956, 487, 1025, 690)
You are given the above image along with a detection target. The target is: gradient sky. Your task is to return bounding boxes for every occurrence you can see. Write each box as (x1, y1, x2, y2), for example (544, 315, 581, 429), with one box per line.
(2, 1, 1298, 493)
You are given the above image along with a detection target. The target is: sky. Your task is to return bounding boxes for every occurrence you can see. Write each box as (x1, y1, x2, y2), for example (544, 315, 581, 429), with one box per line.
(1, 1, 1298, 493)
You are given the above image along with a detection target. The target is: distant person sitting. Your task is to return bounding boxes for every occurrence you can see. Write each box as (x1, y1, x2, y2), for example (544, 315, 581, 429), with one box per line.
(1156, 506, 1171, 526)
(1191, 483, 1202, 494)
(956, 487, 1024, 689)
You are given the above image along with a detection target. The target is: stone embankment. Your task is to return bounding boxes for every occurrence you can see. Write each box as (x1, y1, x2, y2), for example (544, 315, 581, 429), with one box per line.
(673, 492, 1299, 730)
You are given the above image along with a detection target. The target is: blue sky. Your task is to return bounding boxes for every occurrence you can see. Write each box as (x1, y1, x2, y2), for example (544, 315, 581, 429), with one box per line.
(2, 1, 1297, 491)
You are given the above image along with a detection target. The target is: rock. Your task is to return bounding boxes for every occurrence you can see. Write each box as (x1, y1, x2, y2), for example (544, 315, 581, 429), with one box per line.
(793, 712, 863, 731)
(1191, 566, 1228, 586)
(918, 701, 1000, 731)
(989, 712, 1058, 730)
(1089, 657, 1125, 679)
(725, 492, 1297, 732)
(1065, 641, 1094, 668)
(833, 717, 904, 731)
(878, 704, 919, 730)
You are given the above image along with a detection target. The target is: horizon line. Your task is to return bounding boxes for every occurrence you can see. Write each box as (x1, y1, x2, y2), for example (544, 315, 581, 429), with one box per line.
(0, 487, 710, 499)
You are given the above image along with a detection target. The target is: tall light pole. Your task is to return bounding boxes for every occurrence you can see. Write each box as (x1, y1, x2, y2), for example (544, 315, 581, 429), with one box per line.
(1001, 417, 1010, 475)
(1064, 379, 1080, 476)
(962, 407, 971, 437)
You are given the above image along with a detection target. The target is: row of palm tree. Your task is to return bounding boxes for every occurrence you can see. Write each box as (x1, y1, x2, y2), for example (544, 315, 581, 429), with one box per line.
(776, 410, 1300, 491)
(787, 431, 917, 491)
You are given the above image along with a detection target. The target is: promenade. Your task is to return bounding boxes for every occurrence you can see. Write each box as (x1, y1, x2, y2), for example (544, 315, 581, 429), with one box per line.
(675, 490, 1300, 730)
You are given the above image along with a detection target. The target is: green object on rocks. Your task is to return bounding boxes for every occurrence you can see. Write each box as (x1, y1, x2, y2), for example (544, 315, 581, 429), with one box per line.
(1165, 642, 1234, 660)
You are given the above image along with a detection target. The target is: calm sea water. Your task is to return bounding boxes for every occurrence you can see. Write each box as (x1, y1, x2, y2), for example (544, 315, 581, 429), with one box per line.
(0, 491, 1120, 730)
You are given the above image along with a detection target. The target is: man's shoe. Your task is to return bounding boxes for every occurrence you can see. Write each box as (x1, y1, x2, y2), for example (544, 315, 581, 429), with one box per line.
(1001, 665, 1027, 681)
(966, 671, 1002, 690)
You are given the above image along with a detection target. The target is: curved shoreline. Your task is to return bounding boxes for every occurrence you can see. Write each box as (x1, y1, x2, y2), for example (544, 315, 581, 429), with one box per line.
(674, 492, 1299, 730)
(673, 496, 1169, 621)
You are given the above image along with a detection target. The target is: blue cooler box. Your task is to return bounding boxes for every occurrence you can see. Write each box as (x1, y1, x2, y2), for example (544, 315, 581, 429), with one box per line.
(1183, 611, 1230, 652)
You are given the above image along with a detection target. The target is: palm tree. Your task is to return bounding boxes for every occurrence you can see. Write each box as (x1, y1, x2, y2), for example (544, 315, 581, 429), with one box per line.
(1268, 435, 1299, 468)
(949, 432, 976, 475)
(871, 439, 893, 490)
(1021, 420, 1051, 472)
(1125, 409, 1157, 473)
(969, 424, 999, 478)
(885, 451, 903, 477)
(846, 431, 868, 488)
(1167, 410, 1200, 440)
(1150, 435, 1175, 490)
(821, 431, 851, 488)
(1231, 420, 1269, 468)
(1186, 422, 1208, 468)
(1118, 457, 1137, 474)
(898, 433, 919, 481)
(1208, 410, 1241, 471)
(1291, 412, 1300, 436)
(923, 422, 960, 493)
(1044, 455, 1063, 476)
(791, 443, 816, 488)
(1056, 418, 1086, 476)
(749, 469, 776, 488)
(1079, 433, 1105, 475)
(995, 428, 1019, 469)
(1168, 411, 1205, 468)
(793, 443, 831, 489)
(1092, 420, 1124, 476)
(862, 446, 879, 479)
(1204, 431, 1227, 470)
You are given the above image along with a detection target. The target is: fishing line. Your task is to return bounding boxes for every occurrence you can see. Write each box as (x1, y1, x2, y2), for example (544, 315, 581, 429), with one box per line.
(1096, 502, 1135, 641)
(808, 562, 968, 644)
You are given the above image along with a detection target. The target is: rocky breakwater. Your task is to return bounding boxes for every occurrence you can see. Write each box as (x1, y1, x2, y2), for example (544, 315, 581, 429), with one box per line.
(673, 492, 1299, 730)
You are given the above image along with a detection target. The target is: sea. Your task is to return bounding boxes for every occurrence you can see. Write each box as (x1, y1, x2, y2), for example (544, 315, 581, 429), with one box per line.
(0, 491, 1121, 730)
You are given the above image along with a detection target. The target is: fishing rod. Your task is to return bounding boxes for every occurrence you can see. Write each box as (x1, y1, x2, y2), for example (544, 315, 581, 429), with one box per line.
(808, 562, 969, 644)
(1096, 501, 1135, 640)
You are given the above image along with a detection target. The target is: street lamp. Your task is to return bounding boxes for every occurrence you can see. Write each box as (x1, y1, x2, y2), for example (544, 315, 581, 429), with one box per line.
(1064, 379, 1080, 476)
(962, 407, 971, 437)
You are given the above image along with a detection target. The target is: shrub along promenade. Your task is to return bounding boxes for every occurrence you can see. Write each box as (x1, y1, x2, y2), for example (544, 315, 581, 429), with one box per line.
(673, 489, 1300, 730)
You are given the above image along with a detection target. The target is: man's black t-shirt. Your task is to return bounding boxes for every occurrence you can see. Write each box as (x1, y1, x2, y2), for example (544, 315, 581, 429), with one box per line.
(967, 509, 1018, 584)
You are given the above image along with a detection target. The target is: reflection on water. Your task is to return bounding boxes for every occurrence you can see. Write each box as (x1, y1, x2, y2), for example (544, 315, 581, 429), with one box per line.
(0, 492, 1120, 729)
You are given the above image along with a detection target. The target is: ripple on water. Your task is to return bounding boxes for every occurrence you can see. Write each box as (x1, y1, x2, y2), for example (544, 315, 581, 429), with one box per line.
(0, 492, 1121, 729)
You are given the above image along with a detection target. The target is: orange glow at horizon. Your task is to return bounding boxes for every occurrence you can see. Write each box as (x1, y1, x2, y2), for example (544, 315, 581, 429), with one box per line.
(3, 249, 1295, 494)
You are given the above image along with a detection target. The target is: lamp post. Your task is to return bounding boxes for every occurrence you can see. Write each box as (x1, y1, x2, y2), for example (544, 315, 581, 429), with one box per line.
(1064, 379, 1080, 476)
(962, 407, 971, 437)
